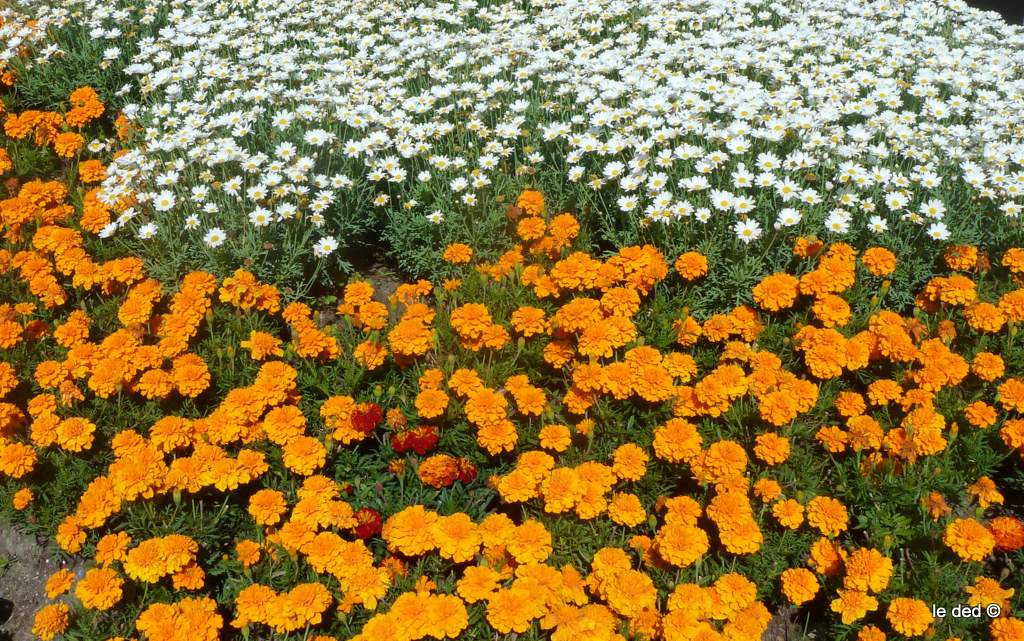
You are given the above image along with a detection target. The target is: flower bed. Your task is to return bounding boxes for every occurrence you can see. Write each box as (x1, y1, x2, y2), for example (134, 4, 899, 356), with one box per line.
(0, 2, 1023, 641)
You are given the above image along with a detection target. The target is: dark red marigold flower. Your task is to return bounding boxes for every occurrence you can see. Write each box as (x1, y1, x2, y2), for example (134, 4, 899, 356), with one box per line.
(352, 403, 384, 435)
(353, 507, 383, 539)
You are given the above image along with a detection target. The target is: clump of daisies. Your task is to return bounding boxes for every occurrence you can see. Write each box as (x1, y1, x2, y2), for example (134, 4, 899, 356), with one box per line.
(16, 0, 1024, 265)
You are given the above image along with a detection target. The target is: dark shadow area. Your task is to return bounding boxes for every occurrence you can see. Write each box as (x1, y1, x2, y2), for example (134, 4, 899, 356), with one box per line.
(963, 0, 1024, 24)
(0, 597, 13, 641)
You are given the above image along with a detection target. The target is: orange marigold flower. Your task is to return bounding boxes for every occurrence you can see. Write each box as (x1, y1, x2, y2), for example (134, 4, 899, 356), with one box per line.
(753, 433, 790, 465)
(457, 565, 502, 603)
(815, 425, 848, 453)
(964, 400, 997, 429)
(75, 567, 124, 611)
(866, 379, 903, 406)
(973, 352, 1005, 382)
(171, 353, 210, 398)
(56, 515, 86, 553)
(281, 435, 326, 476)
(835, 391, 866, 417)
(772, 499, 804, 529)
(235, 539, 261, 567)
(383, 505, 438, 556)
(921, 492, 952, 521)
(862, 247, 897, 276)
(809, 537, 846, 576)
(857, 626, 886, 641)
(516, 190, 545, 216)
(830, 588, 878, 625)
(32, 603, 69, 641)
(538, 424, 571, 452)
(240, 330, 283, 360)
(52, 131, 84, 158)
(964, 302, 1006, 333)
(944, 518, 995, 561)
(248, 489, 287, 526)
(944, 244, 978, 271)
(607, 492, 646, 527)
(780, 568, 818, 606)
(966, 576, 1015, 612)
(611, 443, 648, 481)
(752, 478, 782, 503)
(0, 441, 36, 478)
(886, 597, 933, 637)
(998, 377, 1024, 412)
(812, 293, 851, 328)
(517, 216, 546, 241)
(78, 159, 106, 184)
(55, 416, 95, 452)
(442, 243, 473, 264)
(674, 251, 708, 280)
(989, 516, 1024, 552)
(967, 476, 1003, 508)
(506, 519, 552, 564)
(991, 618, 1024, 641)
(843, 548, 893, 593)
(752, 272, 800, 312)
(95, 532, 131, 566)
(806, 496, 848, 537)
(45, 568, 75, 598)
(432, 512, 481, 563)
(1002, 247, 1024, 273)
(12, 486, 33, 510)
(654, 522, 709, 567)
(414, 387, 449, 419)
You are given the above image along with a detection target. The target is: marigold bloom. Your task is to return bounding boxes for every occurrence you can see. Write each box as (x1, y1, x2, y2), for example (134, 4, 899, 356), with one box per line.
(282, 435, 326, 476)
(516, 190, 545, 216)
(53, 131, 84, 158)
(75, 567, 124, 610)
(442, 243, 473, 264)
(806, 496, 848, 536)
(32, 602, 69, 640)
(248, 489, 287, 526)
(753, 432, 790, 465)
(989, 516, 1024, 551)
(809, 536, 846, 576)
(383, 505, 438, 556)
(226, 539, 259, 568)
(780, 568, 818, 605)
(752, 272, 800, 311)
(0, 441, 37, 478)
(843, 548, 893, 593)
(862, 247, 897, 276)
(240, 330, 284, 360)
(992, 618, 1024, 641)
(973, 352, 1006, 382)
(968, 476, 1003, 508)
(655, 522, 709, 567)
(538, 424, 571, 452)
(886, 598, 933, 637)
(607, 492, 645, 527)
(944, 518, 995, 561)
(45, 568, 75, 598)
(966, 576, 1015, 612)
(6, 480, 31, 508)
(433, 512, 481, 563)
(506, 519, 551, 564)
(830, 588, 878, 625)
(611, 443, 648, 481)
(675, 251, 709, 280)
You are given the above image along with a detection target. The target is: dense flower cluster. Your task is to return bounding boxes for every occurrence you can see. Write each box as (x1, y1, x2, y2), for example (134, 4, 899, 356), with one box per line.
(2, 13, 1024, 639)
